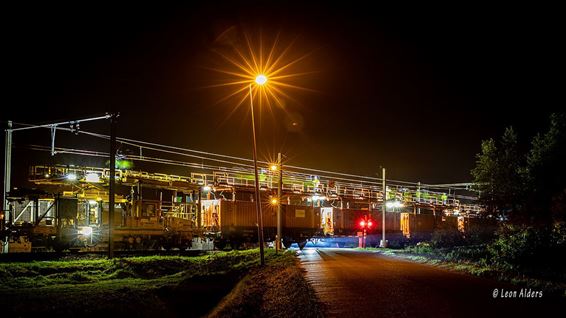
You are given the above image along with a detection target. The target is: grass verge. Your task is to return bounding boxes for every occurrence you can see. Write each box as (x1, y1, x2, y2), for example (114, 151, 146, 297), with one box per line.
(0, 249, 272, 317)
(208, 250, 325, 318)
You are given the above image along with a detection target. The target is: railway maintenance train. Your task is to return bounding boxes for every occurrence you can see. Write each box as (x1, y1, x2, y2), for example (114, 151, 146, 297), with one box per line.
(0, 165, 491, 253)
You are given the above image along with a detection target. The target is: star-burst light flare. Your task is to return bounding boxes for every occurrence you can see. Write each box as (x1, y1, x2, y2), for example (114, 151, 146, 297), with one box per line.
(206, 31, 315, 116)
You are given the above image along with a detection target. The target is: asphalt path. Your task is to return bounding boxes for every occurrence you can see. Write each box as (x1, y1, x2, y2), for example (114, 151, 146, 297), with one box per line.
(298, 248, 564, 317)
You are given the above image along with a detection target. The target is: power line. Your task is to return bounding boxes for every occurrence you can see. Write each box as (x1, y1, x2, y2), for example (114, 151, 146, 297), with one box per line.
(25, 144, 445, 195)
(13, 121, 472, 188)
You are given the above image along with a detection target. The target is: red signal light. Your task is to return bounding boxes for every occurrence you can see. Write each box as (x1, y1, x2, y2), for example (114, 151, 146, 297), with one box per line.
(359, 220, 366, 227)
(368, 220, 373, 228)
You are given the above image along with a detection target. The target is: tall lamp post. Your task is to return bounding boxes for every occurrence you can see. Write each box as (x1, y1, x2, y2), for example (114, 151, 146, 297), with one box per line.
(249, 74, 267, 266)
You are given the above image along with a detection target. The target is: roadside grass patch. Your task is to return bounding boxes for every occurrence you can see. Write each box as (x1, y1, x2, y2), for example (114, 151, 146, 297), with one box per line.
(209, 250, 324, 318)
(0, 249, 272, 317)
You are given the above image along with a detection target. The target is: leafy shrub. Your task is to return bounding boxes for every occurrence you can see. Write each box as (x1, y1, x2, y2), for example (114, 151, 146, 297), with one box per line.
(415, 241, 433, 253)
(487, 223, 566, 279)
(403, 241, 434, 255)
(464, 225, 497, 245)
(441, 245, 489, 263)
(550, 222, 566, 246)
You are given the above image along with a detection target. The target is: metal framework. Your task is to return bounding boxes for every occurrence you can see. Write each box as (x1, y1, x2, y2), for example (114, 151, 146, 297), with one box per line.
(28, 164, 482, 216)
(5, 116, 483, 225)
(3, 115, 115, 254)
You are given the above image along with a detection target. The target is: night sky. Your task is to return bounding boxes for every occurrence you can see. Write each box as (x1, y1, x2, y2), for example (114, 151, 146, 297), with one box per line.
(2, 2, 562, 184)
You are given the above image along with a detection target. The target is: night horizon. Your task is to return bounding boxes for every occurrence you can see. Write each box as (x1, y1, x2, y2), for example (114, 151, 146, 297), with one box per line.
(3, 3, 561, 184)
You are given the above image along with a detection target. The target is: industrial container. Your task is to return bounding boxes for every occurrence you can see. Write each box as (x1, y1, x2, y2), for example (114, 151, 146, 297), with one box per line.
(442, 216, 459, 230)
(206, 200, 277, 228)
(283, 205, 319, 229)
(201, 200, 320, 230)
(331, 208, 401, 235)
(201, 200, 321, 246)
(400, 213, 438, 239)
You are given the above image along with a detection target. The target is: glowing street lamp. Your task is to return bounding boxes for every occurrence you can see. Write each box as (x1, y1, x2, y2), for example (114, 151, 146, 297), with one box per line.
(209, 32, 312, 261)
(255, 74, 268, 85)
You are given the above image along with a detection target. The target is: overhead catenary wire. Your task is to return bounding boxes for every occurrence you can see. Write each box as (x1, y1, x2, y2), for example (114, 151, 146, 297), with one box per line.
(25, 144, 479, 201)
(12, 121, 473, 190)
(25, 144, 394, 188)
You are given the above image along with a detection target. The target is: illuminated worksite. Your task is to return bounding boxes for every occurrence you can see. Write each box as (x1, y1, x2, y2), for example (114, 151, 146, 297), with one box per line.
(1, 116, 489, 253)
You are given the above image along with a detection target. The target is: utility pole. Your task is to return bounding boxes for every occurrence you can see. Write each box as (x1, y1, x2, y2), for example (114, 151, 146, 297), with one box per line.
(3, 121, 12, 214)
(380, 167, 387, 248)
(2, 121, 12, 254)
(108, 114, 117, 259)
(276, 152, 283, 252)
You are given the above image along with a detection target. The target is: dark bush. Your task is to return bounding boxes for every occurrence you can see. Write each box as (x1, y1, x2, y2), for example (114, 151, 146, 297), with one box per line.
(550, 222, 566, 246)
(464, 224, 497, 245)
(414, 241, 433, 254)
(487, 223, 566, 279)
(431, 228, 465, 248)
(441, 245, 490, 263)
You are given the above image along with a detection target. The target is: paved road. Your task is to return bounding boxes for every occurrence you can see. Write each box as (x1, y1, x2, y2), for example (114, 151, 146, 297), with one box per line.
(299, 248, 564, 317)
